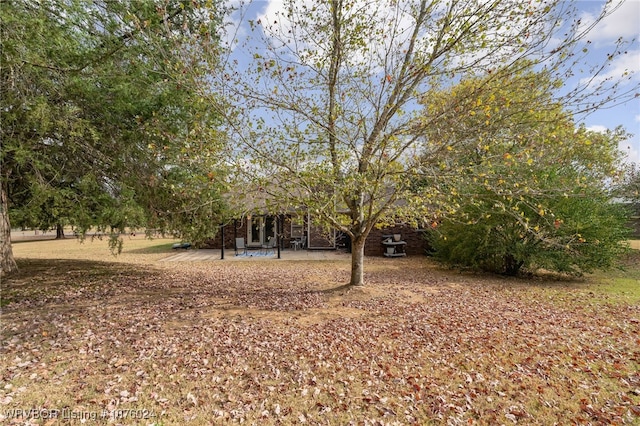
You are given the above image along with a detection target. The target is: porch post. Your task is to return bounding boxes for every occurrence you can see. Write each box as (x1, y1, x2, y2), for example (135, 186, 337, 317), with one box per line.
(233, 219, 237, 252)
(276, 214, 281, 259)
(220, 223, 225, 260)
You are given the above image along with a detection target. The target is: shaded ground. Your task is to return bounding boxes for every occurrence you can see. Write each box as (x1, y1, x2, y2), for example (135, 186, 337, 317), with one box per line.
(1, 239, 639, 425)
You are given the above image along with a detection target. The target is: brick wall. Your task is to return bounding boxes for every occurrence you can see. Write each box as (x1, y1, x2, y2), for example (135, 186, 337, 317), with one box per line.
(202, 219, 246, 251)
(364, 224, 429, 256)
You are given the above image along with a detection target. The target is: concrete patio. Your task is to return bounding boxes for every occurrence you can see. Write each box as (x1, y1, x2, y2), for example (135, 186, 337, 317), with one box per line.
(161, 248, 351, 262)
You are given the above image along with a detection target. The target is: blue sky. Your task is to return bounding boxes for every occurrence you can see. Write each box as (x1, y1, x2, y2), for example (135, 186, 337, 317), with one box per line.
(223, 0, 640, 164)
(573, 0, 640, 164)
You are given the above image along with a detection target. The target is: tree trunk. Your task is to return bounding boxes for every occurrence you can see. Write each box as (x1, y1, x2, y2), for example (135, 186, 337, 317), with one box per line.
(0, 181, 18, 274)
(349, 236, 366, 286)
(56, 223, 65, 239)
(504, 254, 523, 276)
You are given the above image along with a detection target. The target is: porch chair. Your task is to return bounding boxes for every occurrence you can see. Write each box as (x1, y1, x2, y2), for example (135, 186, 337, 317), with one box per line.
(235, 237, 247, 256)
(291, 236, 307, 251)
(262, 236, 277, 255)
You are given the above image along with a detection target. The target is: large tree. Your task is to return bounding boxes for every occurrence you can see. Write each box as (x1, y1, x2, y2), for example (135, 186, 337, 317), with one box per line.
(418, 66, 630, 275)
(214, 0, 638, 286)
(1, 0, 227, 273)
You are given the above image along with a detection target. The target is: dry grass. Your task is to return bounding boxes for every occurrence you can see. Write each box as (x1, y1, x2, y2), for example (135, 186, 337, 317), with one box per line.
(1, 238, 639, 425)
(9, 234, 179, 264)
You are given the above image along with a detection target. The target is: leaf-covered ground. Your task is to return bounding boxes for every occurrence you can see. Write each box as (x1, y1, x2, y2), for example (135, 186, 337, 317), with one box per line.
(1, 241, 639, 425)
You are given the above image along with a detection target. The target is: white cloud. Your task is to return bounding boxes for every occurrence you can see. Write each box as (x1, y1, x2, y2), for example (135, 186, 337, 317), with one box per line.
(586, 124, 609, 134)
(255, 0, 419, 71)
(579, 48, 640, 86)
(580, 0, 640, 43)
(252, 0, 553, 73)
(620, 137, 640, 165)
(574, 1, 639, 88)
(219, 0, 265, 50)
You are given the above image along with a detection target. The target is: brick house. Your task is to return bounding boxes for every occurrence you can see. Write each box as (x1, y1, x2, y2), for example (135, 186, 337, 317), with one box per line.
(204, 212, 429, 257)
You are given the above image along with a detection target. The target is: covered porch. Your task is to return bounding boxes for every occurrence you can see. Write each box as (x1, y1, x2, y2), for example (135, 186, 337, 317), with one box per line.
(205, 212, 339, 253)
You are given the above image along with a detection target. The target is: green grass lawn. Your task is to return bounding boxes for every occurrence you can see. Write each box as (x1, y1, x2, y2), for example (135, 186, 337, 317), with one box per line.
(1, 238, 638, 425)
(588, 246, 640, 303)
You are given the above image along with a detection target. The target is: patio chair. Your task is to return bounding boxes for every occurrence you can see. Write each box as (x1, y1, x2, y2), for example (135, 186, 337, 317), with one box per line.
(290, 235, 307, 251)
(235, 237, 247, 256)
(262, 236, 277, 255)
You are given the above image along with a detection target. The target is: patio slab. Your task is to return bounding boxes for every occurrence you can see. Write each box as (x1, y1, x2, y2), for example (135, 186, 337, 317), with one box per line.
(160, 248, 351, 262)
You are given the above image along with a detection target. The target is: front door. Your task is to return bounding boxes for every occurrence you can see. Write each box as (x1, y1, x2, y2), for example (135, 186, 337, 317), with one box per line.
(248, 216, 275, 246)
